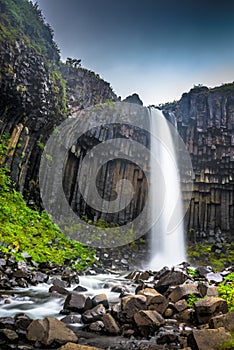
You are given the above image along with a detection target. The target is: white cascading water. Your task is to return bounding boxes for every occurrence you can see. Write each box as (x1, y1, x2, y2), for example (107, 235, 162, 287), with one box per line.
(149, 108, 186, 270)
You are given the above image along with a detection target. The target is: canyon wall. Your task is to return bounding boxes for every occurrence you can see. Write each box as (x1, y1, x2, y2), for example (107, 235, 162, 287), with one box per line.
(163, 85, 234, 239)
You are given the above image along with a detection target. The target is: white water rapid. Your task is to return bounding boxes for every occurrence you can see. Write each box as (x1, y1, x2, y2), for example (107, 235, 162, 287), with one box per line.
(149, 108, 186, 270)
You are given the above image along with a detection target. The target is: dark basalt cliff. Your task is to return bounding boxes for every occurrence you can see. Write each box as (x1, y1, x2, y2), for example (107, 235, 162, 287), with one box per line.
(162, 85, 234, 239)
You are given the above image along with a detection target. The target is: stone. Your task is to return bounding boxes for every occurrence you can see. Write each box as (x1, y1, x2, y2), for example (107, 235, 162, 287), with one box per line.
(61, 315, 81, 324)
(125, 270, 150, 281)
(0, 328, 18, 341)
(88, 320, 105, 332)
(27, 317, 78, 345)
(49, 285, 70, 295)
(64, 293, 92, 313)
(31, 271, 48, 284)
(134, 310, 165, 336)
(58, 343, 102, 350)
(73, 285, 88, 292)
(198, 283, 219, 297)
(194, 297, 228, 324)
(102, 313, 120, 335)
(169, 284, 200, 303)
(92, 293, 109, 309)
(155, 271, 188, 292)
(121, 295, 147, 320)
(81, 304, 106, 323)
(147, 291, 169, 314)
(174, 299, 188, 312)
(188, 327, 232, 350)
(111, 285, 129, 293)
(209, 311, 234, 332)
(137, 287, 159, 303)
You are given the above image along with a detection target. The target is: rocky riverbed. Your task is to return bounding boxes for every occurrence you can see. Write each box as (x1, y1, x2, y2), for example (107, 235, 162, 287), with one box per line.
(0, 253, 233, 350)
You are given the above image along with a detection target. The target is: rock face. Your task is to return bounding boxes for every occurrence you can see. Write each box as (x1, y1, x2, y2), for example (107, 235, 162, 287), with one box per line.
(163, 85, 234, 238)
(0, 39, 117, 205)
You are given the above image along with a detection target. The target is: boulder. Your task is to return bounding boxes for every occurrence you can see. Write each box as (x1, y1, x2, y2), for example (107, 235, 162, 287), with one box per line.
(188, 327, 232, 350)
(155, 270, 188, 292)
(147, 291, 169, 314)
(64, 293, 92, 313)
(102, 314, 120, 335)
(0, 329, 18, 341)
(125, 270, 150, 281)
(194, 297, 228, 324)
(92, 293, 109, 309)
(88, 320, 105, 332)
(198, 283, 218, 297)
(58, 343, 102, 350)
(27, 317, 78, 345)
(174, 299, 188, 312)
(137, 287, 159, 303)
(169, 284, 200, 303)
(134, 310, 165, 336)
(82, 304, 106, 324)
(209, 311, 234, 332)
(121, 295, 147, 320)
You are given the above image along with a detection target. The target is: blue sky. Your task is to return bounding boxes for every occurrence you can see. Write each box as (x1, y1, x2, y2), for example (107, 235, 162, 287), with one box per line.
(34, 0, 234, 105)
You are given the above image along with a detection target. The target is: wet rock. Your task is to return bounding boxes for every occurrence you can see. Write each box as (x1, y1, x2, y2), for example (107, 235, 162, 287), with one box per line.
(74, 285, 88, 292)
(169, 284, 200, 303)
(137, 287, 159, 303)
(174, 299, 188, 312)
(31, 271, 49, 284)
(194, 297, 228, 324)
(52, 277, 68, 288)
(147, 291, 169, 314)
(49, 285, 70, 295)
(27, 317, 78, 345)
(61, 315, 81, 324)
(58, 343, 102, 350)
(125, 270, 150, 281)
(15, 313, 32, 331)
(88, 320, 105, 332)
(209, 311, 234, 332)
(121, 295, 147, 320)
(111, 285, 129, 293)
(134, 310, 165, 336)
(198, 283, 219, 297)
(102, 313, 120, 335)
(64, 293, 92, 313)
(62, 268, 80, 285)
(81, 304, 106, 324)
(197, 266, 212, 277)
(92, 293, 109, 309)
(176, 308, 194, 323)
(0, 328, 18, 341)
(155, 270, 188, 293)
(188, 327, 232, 350)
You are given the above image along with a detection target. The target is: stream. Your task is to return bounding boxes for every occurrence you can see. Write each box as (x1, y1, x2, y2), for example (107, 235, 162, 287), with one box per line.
(0, 273, 135, 320)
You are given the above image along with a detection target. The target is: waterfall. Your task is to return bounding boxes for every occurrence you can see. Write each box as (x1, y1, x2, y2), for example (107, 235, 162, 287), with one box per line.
(149, 108, 186, 270)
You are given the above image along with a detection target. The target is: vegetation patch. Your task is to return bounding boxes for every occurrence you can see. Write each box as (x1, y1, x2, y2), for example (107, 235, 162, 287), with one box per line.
(218, 273, 234, 312)
(0, 135, 95, 270)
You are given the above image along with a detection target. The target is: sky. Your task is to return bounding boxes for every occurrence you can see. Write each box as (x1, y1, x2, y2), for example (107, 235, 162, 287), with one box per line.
(33, 0, 234, 105)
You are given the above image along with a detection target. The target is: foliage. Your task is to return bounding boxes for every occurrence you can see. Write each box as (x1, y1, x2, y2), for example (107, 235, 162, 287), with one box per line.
(0, 0, 60, 61)
(218, 273, 234, 311)
(187, 268, 199, 278)
(0, 136, 95, 270)
(187, 293, 201, 307)
(219, 333, 234, 350)
(187, 242, 234, 271)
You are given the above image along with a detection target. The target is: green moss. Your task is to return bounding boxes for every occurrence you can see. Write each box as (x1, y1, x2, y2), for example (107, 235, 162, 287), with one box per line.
(0, 136, 95, 270)
(219, 333, 234, 350)
(218, 273, 234, 311)
(187, 242, 234, 271)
